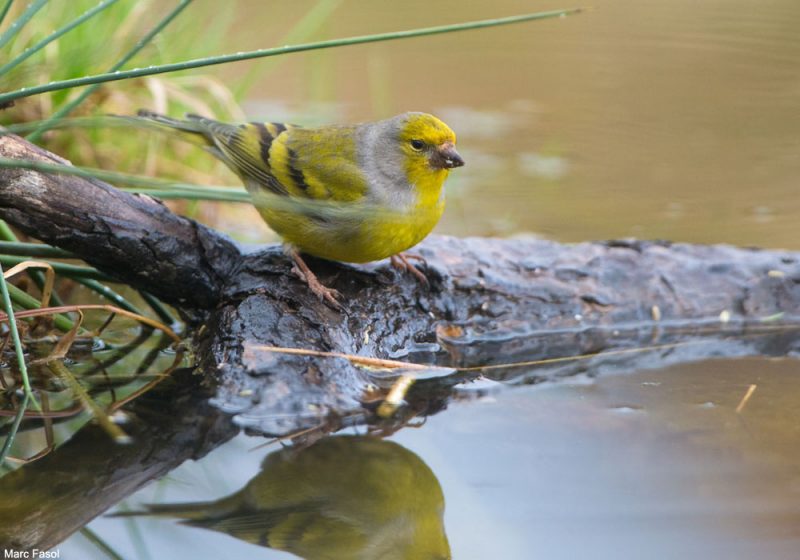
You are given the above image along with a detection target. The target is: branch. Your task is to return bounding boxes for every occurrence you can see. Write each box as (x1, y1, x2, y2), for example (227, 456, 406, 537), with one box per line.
(0, 131, 240, 312)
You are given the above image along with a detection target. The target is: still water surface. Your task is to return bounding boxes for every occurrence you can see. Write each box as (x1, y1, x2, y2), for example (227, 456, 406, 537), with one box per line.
(58, 357, 800, 559)
(210, 0, 800, 250)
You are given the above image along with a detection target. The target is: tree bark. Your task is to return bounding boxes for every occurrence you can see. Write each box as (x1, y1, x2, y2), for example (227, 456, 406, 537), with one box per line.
(0, 133, 240, 313)
(1, 131, 799, 438)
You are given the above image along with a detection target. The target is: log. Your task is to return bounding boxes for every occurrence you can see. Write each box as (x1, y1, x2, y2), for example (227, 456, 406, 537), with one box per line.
(0, 134, 239, 314)
(199, 237, 800, 435)
(1, 131, 799, 439)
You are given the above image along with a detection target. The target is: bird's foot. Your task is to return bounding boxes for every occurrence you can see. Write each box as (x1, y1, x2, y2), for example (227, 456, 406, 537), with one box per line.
(390, 253, 429, 286)
(289, 250, 342, 309)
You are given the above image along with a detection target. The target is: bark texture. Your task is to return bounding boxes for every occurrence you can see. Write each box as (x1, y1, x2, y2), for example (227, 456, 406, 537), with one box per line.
(0, 134, 240, 312)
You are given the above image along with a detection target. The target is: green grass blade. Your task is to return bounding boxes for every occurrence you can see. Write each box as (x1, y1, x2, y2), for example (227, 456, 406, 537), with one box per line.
(2, 8, 582, 106)
(27, 0, 194, 142)
(0, 392, 28, 468)
(6, 281, 75, 331)
(0, 239, 75, 311)
(49, 360, 131, 443)
(0, 155, 251, 202)
(0, 255, 113, 282)
(0, 0, 121, 77)
(235, 0, 342, 97)
(5, 115, 133, 134)
(0, 240, 74, 258)
(0, 223, 66, 306)
(72, 277, 144, 316)
(0, 0, 49, 51)
(0, 262, 38, 401)
(138, 291, 177, 328)
(0, 0, 13, 29)
(79, 527, 125, 560)
(0, 220, 17, 241)
(0, 154, 433, 219)
(120, 187, 249, 202)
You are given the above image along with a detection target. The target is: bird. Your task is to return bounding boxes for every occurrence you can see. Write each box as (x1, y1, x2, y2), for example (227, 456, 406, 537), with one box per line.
(133, 110, 465, 308)
(111, 436, 452, 560)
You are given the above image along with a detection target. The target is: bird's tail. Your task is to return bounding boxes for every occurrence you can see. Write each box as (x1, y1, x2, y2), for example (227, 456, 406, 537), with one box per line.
(108, 494, 241, 521)
(125, 110, 225, 149)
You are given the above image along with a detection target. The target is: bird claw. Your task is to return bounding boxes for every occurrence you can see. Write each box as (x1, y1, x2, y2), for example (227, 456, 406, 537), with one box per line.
(290, 252, 343, 310)
(390, 253, 429, 286)
(310, 281, 343, 309)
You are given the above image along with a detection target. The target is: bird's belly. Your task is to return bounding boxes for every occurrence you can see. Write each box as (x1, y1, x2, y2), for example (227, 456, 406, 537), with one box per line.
(260, 203, 443, 263)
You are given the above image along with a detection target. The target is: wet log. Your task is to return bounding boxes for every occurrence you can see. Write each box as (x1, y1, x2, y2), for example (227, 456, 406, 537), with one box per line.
(1, 131, 799, 437)
(0, 133, 240, 315)
(198, 238, 800, 435)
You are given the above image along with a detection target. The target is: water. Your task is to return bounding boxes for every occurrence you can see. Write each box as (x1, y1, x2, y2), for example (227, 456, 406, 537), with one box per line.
(214, 0, 800, 250)
(58, 356, 800, 560)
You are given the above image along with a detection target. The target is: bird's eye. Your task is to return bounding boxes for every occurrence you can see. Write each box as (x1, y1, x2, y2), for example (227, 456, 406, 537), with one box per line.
(410, 139, 425, 151)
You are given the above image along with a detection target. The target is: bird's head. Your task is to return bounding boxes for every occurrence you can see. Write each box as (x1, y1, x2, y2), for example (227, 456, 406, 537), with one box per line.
(397, 112, 464, 172)
(358, 112, 464, 201)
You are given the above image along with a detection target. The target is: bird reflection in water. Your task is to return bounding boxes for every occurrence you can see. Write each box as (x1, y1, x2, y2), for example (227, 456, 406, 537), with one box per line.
(117, 436, 451, 560)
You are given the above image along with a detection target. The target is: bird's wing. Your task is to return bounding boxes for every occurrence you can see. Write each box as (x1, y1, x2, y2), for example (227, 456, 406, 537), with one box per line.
(182, 503, 363, 555)
(189, 115, 294, 196)
(277, 125, 369, 202)
(181, 505, 295, 546)
(194, 118, 371, 210)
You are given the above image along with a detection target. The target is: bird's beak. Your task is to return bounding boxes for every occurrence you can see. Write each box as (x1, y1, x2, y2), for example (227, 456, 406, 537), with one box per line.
(433, 143, 465, 169)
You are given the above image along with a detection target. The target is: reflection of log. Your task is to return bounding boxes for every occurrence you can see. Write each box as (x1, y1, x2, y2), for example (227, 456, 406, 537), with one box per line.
(0, 369, 237, 550)
(1, 132, 800, 437)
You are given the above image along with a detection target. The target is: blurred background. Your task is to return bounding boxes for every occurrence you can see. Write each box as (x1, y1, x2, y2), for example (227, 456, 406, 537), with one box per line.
(4, 0, 798, 249)
(215, 0, 800, 248)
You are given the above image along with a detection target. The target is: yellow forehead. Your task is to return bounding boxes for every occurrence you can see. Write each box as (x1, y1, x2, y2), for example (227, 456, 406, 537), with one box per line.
(399, 113, 456, 145)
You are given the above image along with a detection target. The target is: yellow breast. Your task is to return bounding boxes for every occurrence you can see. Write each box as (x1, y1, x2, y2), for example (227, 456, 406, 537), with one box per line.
(260, 168, 448, 263)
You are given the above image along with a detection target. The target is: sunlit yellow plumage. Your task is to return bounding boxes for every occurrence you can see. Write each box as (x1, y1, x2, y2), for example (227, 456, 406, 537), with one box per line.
(134, 110, 464, 304)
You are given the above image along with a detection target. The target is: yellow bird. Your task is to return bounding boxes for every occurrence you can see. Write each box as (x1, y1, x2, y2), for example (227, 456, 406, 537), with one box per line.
(134, 111, 464, 307)
(114, 436, 451, 560)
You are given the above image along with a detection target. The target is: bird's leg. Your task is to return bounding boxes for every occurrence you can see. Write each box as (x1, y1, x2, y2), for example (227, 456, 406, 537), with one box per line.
(400, 253, 427, 266)
(287, 247, 342, 309)
(390, 253, 429, 285)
